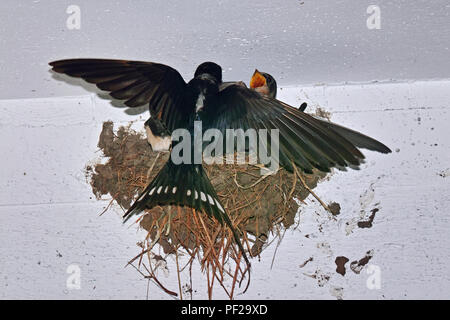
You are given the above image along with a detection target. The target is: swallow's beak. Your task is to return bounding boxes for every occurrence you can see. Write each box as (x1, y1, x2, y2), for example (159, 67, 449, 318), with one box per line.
(250, 69, 267, 89)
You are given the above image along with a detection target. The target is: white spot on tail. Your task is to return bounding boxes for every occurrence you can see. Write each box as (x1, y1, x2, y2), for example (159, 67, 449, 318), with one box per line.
(137, 191, 146, 201)
(194, 190, 199, 200)
(200, 192, 207, 202)
(187, 189, 192, 196)
(207, 194, 215, 205)
(164, 186, 169, 194)
(149, 187, 156, 196)
(172, 187, 177, 194)
(215, 199, 225, 213)
(157, 186, 163, 194)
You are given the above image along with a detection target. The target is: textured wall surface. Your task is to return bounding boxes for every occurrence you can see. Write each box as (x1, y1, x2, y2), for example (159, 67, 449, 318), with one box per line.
(1, 0, 450, 99)
(1, 81, 449, 299)
(1, 0, 449, 300)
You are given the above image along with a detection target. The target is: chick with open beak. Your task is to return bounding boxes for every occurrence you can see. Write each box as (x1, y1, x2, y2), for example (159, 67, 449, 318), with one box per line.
(250, 69, 277, 99)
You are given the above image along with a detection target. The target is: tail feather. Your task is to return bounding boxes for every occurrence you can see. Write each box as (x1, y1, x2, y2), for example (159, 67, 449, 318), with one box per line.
(123, 159, 250, 267)
(124, 161, 223, 221)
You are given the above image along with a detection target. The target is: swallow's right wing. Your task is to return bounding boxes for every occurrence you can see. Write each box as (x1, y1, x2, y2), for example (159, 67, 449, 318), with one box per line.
(311, 117, 391, 154)
(49, 59, 189, 131)
(205, 84, 391, 174)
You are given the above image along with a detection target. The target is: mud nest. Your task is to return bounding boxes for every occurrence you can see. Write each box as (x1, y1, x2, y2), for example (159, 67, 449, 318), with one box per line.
(88, 121, 329, 299)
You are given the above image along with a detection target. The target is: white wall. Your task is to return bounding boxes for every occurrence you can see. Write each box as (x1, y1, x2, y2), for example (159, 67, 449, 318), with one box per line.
(1, 0, 450, 99)
(1, 1, 450, 299)
(1, 81, 449, 299)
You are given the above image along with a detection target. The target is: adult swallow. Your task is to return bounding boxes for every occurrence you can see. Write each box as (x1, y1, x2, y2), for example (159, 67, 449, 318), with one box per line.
(49, 59, 391, 267)
(249, 69, 392, 154)
(49, 59, 252, 265)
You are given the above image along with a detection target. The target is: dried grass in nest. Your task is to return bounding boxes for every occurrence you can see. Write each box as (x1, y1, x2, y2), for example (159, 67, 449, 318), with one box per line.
(88, 121, 329, 299)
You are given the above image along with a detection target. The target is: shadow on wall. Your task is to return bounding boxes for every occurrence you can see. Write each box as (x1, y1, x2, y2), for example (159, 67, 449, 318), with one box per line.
(50, 70, 147, 116)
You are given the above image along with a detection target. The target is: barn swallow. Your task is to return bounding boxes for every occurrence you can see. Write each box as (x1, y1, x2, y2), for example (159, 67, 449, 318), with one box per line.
(249, 69, 277, 98)
(250, 70, 306, 110)
(249, 70, 392, 154)
(49, 59, 251, 266)
(144, 80, 246, 152)
(49, 59, 391, 268)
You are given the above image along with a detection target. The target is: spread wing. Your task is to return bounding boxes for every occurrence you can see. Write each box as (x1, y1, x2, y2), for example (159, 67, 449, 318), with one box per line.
(203, 84, 389, 173)
(49, 58, 188, 131)
(311, 116, 392, 154)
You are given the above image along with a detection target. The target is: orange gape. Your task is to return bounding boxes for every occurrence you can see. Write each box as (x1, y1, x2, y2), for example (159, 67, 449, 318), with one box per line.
(250, 70, 266, 89)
